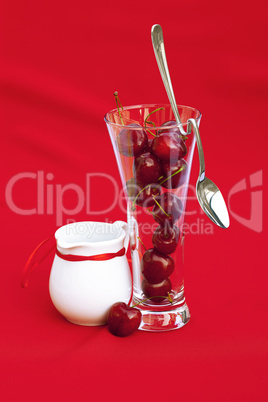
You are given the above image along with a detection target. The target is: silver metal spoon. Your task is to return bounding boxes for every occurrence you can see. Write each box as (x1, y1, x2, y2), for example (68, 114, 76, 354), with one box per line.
(151, 24, 229, 229)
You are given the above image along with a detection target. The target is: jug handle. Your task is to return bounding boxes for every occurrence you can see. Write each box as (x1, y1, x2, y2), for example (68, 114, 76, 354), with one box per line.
(114, 221, 129, 253)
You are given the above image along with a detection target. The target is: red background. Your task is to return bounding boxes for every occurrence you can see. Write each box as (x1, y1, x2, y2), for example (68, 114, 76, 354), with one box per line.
(0, 1, 267, 401)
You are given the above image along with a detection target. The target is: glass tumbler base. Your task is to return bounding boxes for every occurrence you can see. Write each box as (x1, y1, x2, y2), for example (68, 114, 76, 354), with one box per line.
(137, 302, 191, 332)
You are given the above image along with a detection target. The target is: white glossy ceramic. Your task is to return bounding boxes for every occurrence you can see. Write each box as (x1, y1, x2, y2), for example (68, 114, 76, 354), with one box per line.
(49, 221, 131, 326)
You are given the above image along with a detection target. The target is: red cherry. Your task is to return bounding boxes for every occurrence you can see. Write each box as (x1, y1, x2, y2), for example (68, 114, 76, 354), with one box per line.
(116, 124, 148, 157)
(161, 159, 188, 189)
(107, 302, 141, 337)
(126, 177, 161, 208)
(125, 177, 137, 200)
(126, 178, 161, 208)
(152, 131, 187, 162)
(152, 192, 183, 226)
(152, 224, 180, 254)
(133, 152, 163, 185)
(158, 120, 181, 135)
(137, 138, 153, 154)
(141, 248, 175, 284)
(135, 183, 161, 207)
(142, 278, 172, 302)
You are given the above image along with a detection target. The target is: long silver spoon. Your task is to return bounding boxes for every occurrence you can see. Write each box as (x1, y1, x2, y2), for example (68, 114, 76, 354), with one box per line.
(151, 24, 229, 229)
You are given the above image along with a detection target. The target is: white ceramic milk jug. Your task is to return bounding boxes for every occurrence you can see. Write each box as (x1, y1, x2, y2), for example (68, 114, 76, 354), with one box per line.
(49, 221, 132, 326)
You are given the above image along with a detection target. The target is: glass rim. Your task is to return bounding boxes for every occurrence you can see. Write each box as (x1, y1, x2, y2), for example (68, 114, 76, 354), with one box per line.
(104, 103, 202, 130)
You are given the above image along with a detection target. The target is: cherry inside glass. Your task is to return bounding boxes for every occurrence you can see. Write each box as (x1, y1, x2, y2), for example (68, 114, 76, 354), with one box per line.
(105, 104, 201, 331)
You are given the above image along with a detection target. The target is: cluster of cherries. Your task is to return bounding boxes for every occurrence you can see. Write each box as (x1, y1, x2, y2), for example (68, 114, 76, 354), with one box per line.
(107, 97, 190, 337)
(116, 111, 188, 304)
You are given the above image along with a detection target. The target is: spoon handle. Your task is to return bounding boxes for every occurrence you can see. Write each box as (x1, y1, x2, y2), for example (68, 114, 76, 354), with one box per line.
(188, 118, 206, 181)
(151, 24, 205, 180)
(151, 24, 182, 127)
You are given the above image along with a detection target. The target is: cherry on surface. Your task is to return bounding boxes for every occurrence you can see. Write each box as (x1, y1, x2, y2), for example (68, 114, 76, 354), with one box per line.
(141, 248, 175, 284)
(133, 152, 163, 185)
(152, 192, 184, 226)
(152, 131, 187, 162)
(161, 158, 188, 189)
(107, 302, 141, 337)
(152, 224, 180, 254)
(142, 278, 172, 302)
(116, 123, 148, 157)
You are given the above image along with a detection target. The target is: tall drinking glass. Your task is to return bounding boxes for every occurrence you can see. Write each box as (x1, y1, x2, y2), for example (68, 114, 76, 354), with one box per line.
(105, 104, 201, 331)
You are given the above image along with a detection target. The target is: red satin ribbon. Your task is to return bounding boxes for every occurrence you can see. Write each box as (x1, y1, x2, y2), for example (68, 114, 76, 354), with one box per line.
(55, 247, 126, 261)
(21, 237, 129, 294)
(21, 236, 56, 288)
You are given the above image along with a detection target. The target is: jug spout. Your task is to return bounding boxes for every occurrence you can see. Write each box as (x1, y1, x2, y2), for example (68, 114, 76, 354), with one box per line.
(54, 221, 129, 256)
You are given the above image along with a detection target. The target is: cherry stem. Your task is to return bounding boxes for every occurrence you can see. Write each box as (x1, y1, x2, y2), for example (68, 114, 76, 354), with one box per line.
(158, 165, 186, 187)
(144, 107, 164, 136)
(147, 207, 166, 225)
(131, 293, 174, 308)
(150, 166, 186, 217)
(167, 292, 173, 303)
(145, 121, 156, 137)
(114, 91, 124, 125)
(131, 183, 151, 211)
(180, 135, 188, 140)
(152, 195, 170, 218)
(137, 236, 147, 251)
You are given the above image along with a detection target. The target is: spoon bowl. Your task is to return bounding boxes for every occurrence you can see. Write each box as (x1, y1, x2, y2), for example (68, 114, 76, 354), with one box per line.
(197, 178, 230, 229)
(188, 117, 230, 229)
